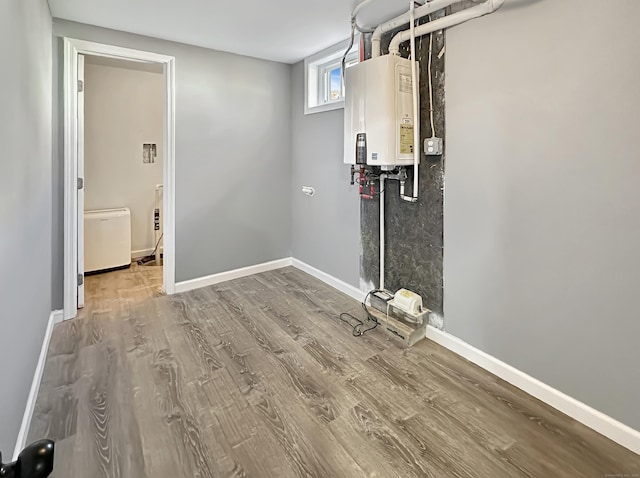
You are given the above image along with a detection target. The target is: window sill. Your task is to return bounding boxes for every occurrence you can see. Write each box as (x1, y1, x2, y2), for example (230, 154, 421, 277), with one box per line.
(304, 100, 344, 116)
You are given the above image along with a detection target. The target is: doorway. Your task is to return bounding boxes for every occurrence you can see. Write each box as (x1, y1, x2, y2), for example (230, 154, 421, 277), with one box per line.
(63, 39, 176, 320)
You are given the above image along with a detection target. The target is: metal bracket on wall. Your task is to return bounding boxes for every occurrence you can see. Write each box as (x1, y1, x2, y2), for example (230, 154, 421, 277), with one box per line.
(77, 274, 84, 286)
(77, 177, 84, 190)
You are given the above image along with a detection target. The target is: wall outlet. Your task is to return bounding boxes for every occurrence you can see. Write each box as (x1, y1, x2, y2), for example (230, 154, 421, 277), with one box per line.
(424, 137, 443, 156)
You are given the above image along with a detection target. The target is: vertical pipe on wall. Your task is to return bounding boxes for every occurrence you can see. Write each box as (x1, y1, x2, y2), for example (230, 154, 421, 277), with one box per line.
(380, 174, 386, 289)
(400, 1, 420, 203)
(410, 1, 420, 200)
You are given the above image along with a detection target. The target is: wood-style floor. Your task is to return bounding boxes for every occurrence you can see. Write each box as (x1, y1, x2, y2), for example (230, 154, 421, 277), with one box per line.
(29, 266, 640, 477)
(77, 261, 164, 320)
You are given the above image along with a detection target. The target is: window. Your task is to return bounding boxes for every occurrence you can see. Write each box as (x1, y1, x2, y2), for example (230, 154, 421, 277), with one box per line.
(304, 38, 359, 115)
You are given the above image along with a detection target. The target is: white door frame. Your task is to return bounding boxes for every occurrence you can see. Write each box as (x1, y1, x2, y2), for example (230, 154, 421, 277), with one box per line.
(63, 38, 176, 320)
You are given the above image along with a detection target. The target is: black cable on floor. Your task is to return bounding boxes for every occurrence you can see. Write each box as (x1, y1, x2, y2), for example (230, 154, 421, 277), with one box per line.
(137, 234, 164, 265)
(338, 289, 383, 337)
(339, 312, 378, 337)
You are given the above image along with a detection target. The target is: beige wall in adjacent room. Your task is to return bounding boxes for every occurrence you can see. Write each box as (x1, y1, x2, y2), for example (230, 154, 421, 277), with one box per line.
(84, 59, 164, 256)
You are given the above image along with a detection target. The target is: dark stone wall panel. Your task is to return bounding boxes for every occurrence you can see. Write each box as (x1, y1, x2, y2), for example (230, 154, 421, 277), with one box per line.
(360, 14, 446, 321)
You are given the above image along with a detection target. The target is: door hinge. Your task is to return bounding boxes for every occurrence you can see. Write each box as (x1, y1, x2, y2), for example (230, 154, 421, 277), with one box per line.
(78, 273, 84, 286)
(78, 80, 84, 92)
(77, 177, 84, 190)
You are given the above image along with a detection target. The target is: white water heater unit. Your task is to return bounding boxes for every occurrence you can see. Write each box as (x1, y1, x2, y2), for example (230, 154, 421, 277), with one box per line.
(344, 55, 418, 167)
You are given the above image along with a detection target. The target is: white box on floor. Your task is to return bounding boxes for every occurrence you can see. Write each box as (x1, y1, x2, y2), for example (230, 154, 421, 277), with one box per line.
(84, 208, 131, 273)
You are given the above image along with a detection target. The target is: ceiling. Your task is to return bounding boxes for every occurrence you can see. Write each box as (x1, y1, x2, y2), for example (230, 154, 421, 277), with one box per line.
(48, 0, 412, 64)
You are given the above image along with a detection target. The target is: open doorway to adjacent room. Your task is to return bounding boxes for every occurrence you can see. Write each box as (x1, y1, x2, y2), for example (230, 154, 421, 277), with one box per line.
(63, 39, 176, 320)
(82, 54, 164, 313)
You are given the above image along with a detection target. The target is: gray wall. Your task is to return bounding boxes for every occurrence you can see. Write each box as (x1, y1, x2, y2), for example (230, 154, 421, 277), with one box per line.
(0, 0, 52, 453)
(52, 20, 292, 307)
(290, 62, 360, 287)
(445, 0, 640, 430)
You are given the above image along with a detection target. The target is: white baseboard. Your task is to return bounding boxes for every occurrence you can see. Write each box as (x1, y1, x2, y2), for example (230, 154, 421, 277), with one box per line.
(174, 258, 293, 293)
(424, 326, 640, 455)
(291, 258, 366, 303)
(132, 246, 163, 259)
(13, 310, 62, 460)
(286, 261, 640, 455)
(52, 310, 64, 324)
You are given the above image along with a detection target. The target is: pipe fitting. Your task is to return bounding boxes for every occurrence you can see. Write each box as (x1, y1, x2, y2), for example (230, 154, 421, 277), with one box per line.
(399, 180, 418, 203)
(388, 0, 505, 55)
(371, 0, 460, 58)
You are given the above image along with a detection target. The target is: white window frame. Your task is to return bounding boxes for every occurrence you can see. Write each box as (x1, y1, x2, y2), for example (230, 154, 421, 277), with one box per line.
(304, 37, 359, 115)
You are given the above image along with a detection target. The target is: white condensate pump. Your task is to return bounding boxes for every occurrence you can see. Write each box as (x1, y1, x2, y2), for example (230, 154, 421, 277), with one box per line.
(344, 55, 418, 168)
(389, 289, 424, 317)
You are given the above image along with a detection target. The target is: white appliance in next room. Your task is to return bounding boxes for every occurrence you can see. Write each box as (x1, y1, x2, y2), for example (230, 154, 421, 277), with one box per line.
(84, 208, 132, 273)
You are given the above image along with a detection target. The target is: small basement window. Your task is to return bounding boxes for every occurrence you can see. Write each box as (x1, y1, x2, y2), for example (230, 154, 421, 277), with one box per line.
(304, 38, 359, 115)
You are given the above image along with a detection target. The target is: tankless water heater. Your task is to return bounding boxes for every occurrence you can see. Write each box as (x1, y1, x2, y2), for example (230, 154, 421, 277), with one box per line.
(344, 55, 418, 167)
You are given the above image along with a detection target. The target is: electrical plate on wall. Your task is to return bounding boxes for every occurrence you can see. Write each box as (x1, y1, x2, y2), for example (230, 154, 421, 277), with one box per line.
(143, 143, 157, 163)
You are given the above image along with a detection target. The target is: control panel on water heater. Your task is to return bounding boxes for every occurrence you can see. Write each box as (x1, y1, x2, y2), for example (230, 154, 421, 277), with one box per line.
(344, 55, 418, 167)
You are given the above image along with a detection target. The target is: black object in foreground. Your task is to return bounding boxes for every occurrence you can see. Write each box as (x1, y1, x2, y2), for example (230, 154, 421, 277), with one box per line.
(0, 440, 54, 478)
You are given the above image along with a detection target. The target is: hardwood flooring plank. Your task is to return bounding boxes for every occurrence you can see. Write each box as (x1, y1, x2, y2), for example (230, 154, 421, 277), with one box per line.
(248, 273, 395, 371)
(199, 301, 258, 348)
(227, 432, 294, 478)
(178, 285, 224, 311)
(394, 413, 518, 478)
(272, 269, 397, 355)
(128, 352, 184, 478)
(157, 296, 225, 383)
(148, 348, 219, 477)
(27, 385, 78, 443)
(252, 390, 366, 478)
(247, 289, 371, 377)
(327, 401, 430, 478)
(184, 372, 298, 478)
(46, 435, 76, 478)
(302, 339, 349, 376)
(123, 298, 172, 356)
(68, 342, 146, 478)
(212, 287, 368, 475)
(400, 343, 639, 475)
(28, 265, 640, 477)
(342, 374, 422, 422)
(192, 307, 271, 406)
(364, 353, 442, 401)
(217, 290, 359, 422)
(179, 378, 255, 478)
(28, 333, 83, 444)
(364, 348, 546, 460)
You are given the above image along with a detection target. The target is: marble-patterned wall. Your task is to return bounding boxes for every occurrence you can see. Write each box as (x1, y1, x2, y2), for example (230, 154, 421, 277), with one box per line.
(360, 15, 446, 323)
